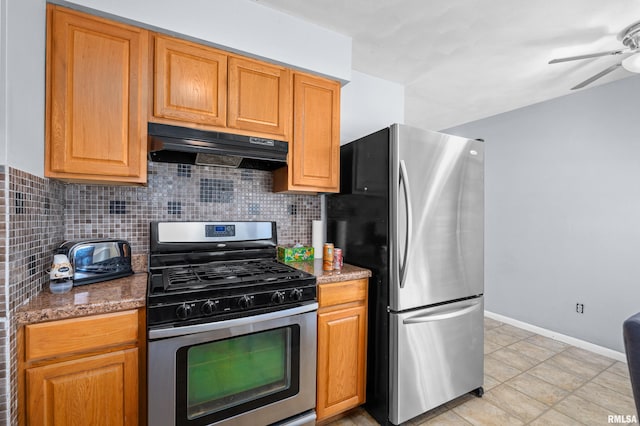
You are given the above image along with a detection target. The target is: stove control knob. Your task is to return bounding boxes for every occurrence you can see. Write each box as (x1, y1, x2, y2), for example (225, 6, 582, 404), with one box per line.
(201, 300, 217, 316)
(290, 288, 303, 301)
(238, 295, 253, 310)
(271, 291, 286, 304)
(176, 303, 192, 320)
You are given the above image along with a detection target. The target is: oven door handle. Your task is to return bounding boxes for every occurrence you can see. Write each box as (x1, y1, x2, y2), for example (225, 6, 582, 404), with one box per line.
(148, 302, 319, 340)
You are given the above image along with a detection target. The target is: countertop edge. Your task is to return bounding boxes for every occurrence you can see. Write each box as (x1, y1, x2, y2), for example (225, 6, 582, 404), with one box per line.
(15, 273, 147, 326)
(286, 260, 372, 284)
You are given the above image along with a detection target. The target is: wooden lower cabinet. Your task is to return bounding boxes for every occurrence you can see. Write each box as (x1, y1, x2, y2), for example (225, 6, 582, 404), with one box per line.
(316, 279, 368, 421)
(26, 349, 138, 426)
(19, 309, 144, 426)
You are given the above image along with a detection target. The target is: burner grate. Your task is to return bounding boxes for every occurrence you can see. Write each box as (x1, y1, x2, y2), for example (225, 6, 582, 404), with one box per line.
(162, 259, 305, 291)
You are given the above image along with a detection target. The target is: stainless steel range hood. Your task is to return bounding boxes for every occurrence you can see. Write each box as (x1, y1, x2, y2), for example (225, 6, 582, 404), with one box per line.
(147, 123, 288, 171)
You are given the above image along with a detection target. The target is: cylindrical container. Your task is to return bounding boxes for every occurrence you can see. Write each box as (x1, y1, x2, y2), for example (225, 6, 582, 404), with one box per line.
(312, 220, 324, 259)
(323, 243, 334, 271)
(333, 248, 343, 270)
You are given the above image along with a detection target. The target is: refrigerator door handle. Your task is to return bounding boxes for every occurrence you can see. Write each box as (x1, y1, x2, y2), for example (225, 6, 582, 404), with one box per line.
(399, 159, 412, 289)
(403, 300, 481, 324)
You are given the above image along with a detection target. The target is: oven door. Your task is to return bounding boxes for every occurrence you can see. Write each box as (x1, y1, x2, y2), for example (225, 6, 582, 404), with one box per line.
(148, 303, 317, 426)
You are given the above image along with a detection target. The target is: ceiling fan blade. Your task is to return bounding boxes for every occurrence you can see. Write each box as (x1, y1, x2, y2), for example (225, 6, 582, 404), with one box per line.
(570, 63, 622, 90)
(549, 49, 627, 64)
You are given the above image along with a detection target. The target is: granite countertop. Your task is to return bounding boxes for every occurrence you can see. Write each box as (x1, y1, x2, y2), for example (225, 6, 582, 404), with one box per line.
(286, 259, 371, 284)
(16, 258, 370, 326)
(15, 273, 147, 326)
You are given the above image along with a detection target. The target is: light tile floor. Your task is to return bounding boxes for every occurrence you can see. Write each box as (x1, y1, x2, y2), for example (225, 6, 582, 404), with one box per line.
(326, 317, 636, 425)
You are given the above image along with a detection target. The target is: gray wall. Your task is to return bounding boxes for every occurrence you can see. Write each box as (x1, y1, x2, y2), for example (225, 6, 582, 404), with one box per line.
(445, 75, 640, 352)
(3, 0, 46, 174)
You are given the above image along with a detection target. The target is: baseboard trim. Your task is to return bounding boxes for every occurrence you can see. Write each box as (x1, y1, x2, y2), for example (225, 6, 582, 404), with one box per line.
(485, 310, 627, 363)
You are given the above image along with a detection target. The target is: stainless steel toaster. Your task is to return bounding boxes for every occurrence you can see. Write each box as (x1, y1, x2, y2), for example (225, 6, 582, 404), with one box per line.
(57, 239, 133, 285)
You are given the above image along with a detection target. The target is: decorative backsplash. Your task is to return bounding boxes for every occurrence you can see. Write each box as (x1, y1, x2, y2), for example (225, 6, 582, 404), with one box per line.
(5, 162, 322, 424)
(7, 166, 65, 426)
(64, 162, 321, 253)
(9, 168, 65, 312)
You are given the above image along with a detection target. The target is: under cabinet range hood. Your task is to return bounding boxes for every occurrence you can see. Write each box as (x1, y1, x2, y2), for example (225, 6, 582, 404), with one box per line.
(147, 122, 288, 170)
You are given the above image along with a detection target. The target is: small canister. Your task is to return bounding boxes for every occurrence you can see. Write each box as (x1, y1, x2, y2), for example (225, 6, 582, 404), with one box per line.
(323, 243, 334, 271)
(333, 248, 343, 270)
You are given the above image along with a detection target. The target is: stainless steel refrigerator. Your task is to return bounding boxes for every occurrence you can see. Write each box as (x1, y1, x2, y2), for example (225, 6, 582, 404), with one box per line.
(326, 124, 484, 425)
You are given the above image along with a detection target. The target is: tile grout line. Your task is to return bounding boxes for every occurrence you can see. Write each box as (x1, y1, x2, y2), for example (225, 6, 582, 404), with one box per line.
(486, 322, 632, 425)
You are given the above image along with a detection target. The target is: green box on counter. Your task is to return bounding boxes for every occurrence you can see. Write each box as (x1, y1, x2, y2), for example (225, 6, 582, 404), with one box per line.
(277, 245, 314, 262)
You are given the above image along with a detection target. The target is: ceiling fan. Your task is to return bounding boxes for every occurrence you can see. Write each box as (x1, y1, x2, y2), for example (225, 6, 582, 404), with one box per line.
(548, 21, 640, 90)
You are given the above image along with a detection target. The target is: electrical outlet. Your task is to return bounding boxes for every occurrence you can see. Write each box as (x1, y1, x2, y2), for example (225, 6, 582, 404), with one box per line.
(576, 303, 584, 314)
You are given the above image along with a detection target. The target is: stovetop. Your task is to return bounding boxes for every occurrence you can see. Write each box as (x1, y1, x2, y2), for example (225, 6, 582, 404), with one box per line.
(153, 258, 310, 293)
(146, 221, 317, 329)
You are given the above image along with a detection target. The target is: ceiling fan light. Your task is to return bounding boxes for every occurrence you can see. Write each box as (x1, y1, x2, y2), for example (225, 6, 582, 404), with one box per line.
(622, 53, 640, 73)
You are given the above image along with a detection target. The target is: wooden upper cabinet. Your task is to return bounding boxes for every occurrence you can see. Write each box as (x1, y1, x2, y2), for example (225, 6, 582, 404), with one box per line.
(45, 5, 148, 184)
(227, 56, 291, 138)
(274, 72, 340, 193)
(153, 35, 227, 127)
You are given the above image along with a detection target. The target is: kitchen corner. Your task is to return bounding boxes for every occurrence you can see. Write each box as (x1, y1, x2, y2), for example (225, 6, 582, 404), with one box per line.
(11, 3, 353, 425)
(14, 251, 371, 426)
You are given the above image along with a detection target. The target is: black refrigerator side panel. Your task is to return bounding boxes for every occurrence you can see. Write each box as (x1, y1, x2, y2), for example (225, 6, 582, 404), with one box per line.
(326, 127, 390, 425)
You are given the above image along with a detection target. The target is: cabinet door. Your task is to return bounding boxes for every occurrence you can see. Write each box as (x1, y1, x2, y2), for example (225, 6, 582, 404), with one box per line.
(317, 304, 367, 421)
(154, 35, 227, 127)
(228, 56, 291, 137)
(27, 348, 138, 426)
(46, 6, 148, 183)
(274, 73, 340, 193)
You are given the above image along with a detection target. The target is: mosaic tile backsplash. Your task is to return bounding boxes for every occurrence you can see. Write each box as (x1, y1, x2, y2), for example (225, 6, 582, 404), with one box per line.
(7, 167, 66, 426)
(5, 163, 321, 424)
(9, 168, 66, 312)
(65, 162, 321, 254)
(0, 167, 6, 425)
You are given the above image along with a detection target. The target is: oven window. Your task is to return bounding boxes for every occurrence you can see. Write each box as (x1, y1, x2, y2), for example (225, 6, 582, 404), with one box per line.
(176, 325, 300, 425)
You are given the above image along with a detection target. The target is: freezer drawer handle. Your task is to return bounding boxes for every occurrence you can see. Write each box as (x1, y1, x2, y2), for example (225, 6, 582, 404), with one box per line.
(399, 159, 412, 288)
(403, 300, 481, 324)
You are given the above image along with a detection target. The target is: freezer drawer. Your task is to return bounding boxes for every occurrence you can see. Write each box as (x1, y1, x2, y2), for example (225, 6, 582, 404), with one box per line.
(389, 297, 484, 425)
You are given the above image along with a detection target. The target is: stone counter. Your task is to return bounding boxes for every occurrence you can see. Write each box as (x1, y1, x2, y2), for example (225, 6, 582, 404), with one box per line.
(286, 259, 371, 284)
(15, 259, 370, 325)
(15, 273, 147, 325)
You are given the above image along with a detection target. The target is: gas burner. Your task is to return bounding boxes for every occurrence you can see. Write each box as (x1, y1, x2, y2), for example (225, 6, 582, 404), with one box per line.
(160, 258, 308, 292)
(147, 221, 317, 328)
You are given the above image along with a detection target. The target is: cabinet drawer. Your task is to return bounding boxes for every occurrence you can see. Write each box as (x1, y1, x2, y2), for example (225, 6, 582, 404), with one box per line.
(318, 279, 367, 308)
(25, 310, 138, 363)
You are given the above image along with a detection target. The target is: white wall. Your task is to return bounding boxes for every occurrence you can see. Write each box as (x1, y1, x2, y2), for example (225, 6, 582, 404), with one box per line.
(445, 75, 640, 352)
(340, 70, 404, 144)
(62, 0, 352, 83)
(4, 0, 46, 175)
(0, 0, 7, 166)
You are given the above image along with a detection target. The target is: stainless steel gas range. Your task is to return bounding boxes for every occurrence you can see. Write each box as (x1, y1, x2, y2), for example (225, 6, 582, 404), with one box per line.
(146, 221, 318, 426)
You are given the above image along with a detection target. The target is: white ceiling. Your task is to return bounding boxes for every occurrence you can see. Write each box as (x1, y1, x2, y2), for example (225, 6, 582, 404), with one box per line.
(253, 0, 640, 130)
